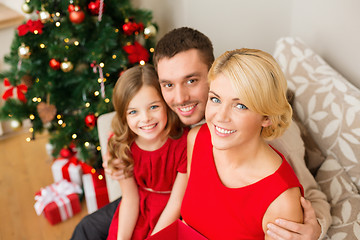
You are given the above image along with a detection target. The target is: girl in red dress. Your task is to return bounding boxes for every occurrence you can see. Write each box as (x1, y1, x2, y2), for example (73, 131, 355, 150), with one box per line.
(106, 64, 188, 240)
(181, 49, 304, 239)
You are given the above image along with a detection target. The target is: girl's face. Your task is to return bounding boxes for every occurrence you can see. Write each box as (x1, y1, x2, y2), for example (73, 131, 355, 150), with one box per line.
(126, 85, 168, 145)
(205, 74, 269, 151)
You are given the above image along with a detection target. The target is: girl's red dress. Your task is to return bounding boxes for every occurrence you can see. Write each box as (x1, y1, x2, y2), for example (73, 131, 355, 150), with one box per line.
(181, 124, 304, 240)
(107, 130, 188, 240)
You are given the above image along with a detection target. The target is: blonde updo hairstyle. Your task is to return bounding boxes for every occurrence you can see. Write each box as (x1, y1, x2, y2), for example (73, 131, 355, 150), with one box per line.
(208, 48, 292, 140)
(107, 64, 183, 177)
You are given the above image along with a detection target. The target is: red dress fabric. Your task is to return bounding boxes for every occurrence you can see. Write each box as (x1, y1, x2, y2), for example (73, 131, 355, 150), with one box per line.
(107, 130, 188, 240)
(181, 124, 303, 240)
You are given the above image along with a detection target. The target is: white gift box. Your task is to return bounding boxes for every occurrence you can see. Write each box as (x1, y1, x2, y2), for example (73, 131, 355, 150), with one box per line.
(51, 158, 83, 186)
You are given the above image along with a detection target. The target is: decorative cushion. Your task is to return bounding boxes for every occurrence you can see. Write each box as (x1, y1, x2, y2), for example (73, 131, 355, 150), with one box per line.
(287, 89, 326, 176)
(315, 156, 360, 239)
(274, 37, 360, 190)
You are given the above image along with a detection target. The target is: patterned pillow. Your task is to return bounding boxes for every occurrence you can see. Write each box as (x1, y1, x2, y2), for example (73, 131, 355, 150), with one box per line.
(274, 37, 360, 190)
(315, 156, 360, 239)
(287, 89, 326, 176)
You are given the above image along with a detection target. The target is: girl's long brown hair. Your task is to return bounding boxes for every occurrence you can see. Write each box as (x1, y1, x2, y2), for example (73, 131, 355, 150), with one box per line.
(107, 64, 183, 177)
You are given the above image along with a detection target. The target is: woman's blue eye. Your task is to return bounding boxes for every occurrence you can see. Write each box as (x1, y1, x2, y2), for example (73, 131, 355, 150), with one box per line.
(236, 103, 248, 110)
(150, 105, 159, 110)
(210, 97, 220, 103)
(128, 110, 137, 115)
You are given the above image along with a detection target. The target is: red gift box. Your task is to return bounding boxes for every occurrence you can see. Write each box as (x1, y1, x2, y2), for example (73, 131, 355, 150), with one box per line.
(147, 219, 207, 240)
(82, 168, 109, 214)
(34, 179, 82, 225)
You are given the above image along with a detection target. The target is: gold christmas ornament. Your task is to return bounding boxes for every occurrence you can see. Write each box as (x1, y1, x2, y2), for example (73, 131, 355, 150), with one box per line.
(10, 120, 22, 130)
(60, 60, 74, 72)
(39, 10, 51, 23)
(21, 2, 34, 14)
(18, 43, 31, 59)
(144, 24, 157, 38)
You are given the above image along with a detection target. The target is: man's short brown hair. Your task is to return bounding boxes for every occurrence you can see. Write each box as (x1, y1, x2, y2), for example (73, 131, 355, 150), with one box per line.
(153, 27, 214, 70)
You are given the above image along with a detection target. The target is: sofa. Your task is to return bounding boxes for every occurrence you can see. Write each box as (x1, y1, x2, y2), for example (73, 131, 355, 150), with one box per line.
(274, 37, 360, 239)
(97, 37, 360, 239)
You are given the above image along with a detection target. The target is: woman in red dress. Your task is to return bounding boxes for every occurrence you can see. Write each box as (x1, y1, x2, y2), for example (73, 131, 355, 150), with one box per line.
(181, 49, 304, 239)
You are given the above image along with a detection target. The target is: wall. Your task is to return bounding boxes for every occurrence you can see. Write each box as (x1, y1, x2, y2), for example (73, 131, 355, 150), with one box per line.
(134, 0, 360, 88)
(133, 0, 292, 57)
(290, 0, 360, 89)
(132, 0, 185, 39)
(2, 0, 360, 88)
(0, 0, 24, 71)
(0, 0, 25, 135)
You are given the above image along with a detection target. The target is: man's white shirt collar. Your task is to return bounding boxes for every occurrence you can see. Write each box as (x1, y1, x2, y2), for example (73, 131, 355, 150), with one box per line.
(190, 119, 206, 128)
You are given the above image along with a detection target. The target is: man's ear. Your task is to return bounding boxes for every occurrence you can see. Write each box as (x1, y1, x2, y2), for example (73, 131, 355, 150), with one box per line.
(261, 116, 272, 128)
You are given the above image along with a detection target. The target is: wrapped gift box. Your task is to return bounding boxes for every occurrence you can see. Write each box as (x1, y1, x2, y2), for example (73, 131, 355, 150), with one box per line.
(82, 168, 109, 214)
(147, 219, 207, 240)
(51, 157, 83, 186)
(34, 179, 82, 225)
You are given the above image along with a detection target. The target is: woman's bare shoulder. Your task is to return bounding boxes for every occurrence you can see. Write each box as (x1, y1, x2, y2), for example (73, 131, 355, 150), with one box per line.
(262, 187, 303, 233)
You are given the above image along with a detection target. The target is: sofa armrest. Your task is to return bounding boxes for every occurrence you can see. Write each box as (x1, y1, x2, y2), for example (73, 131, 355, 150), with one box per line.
(97, 111, 122, 202)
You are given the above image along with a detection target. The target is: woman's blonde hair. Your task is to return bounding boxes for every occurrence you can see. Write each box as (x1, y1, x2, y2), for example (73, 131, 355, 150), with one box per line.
(208, 48, 292, 140)
(107, 64, 183, 177)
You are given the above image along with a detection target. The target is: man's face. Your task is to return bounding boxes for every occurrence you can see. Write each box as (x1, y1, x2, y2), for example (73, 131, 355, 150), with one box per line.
(157, 49, 209, 126)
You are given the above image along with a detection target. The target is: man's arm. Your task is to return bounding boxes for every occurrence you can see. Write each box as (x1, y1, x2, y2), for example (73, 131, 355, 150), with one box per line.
(268, 154, 331, 240)
(267, 197, 323, 240)
(268, 122, 331, 240)
(103, 157, 126, 180)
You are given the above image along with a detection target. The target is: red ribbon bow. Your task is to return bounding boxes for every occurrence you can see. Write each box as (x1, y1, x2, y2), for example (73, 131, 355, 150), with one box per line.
(2, 78, 28, 103)
(69, 156, 95, 174)
(56, 156, 95, 177)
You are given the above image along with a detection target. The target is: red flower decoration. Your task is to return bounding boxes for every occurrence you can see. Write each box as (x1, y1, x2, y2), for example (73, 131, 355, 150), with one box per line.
(17, 19, 44, 36)
(2, 78, 28, 103)
(123, 41, 150, 64)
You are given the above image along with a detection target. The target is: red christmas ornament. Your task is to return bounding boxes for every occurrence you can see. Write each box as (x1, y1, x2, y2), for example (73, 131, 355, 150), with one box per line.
(59, 148, 72, 158)
(49, 58, 61, 70)
(122, 22, 134, 35)
(88, 0, 105, 15)
(85, 114, 97, 128)
(69, 7, 85, 24)
(88, 2, 97, 13)
(68, 4, 75, 12)
(123, 41, 150, 64)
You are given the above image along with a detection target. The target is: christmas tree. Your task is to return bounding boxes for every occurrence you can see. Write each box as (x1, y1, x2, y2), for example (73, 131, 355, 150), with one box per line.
(0, 0, 157, 168)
